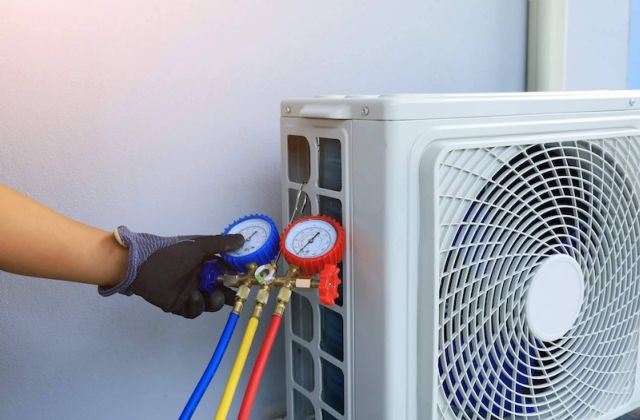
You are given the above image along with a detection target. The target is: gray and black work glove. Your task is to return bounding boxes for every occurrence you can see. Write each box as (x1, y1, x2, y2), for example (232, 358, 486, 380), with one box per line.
(99, 226, 244, 319)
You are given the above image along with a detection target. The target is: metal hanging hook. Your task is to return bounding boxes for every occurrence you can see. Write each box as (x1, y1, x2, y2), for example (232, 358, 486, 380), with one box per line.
(274, 182, 308, 270)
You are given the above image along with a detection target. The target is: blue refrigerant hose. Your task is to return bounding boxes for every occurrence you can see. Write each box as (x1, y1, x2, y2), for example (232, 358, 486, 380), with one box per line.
(179, 312, 240, 420)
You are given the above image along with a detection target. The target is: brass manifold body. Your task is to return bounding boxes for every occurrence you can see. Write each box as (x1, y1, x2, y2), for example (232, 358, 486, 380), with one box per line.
(226, 263, 319, 316)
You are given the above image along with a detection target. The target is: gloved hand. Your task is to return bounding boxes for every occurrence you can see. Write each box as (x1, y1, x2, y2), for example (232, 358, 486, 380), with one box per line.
(99, 226, 244, 319)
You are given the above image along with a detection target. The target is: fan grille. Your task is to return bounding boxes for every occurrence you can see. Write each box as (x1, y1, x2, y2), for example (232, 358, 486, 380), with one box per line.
(436, 138, 640, 419)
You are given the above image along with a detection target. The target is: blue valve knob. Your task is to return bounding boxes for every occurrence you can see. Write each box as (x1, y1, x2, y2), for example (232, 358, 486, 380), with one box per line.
(222, 214, 280, 273)
(199, 259, 225, 294)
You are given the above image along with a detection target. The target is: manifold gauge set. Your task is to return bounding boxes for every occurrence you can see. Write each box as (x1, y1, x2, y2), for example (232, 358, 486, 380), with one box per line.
(179, 193, 344, 420)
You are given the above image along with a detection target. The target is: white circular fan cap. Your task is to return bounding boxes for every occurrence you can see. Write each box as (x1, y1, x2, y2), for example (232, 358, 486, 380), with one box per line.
(526, 254, 584, 341)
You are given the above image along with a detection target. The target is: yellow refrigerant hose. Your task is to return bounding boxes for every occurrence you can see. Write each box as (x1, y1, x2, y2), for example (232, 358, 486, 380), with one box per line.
(215, 283, 272, 420)
(214, 316, 258, 420)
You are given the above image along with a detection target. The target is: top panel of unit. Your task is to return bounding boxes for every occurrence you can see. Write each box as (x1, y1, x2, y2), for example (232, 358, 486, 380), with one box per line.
(281, 91, 640, 121)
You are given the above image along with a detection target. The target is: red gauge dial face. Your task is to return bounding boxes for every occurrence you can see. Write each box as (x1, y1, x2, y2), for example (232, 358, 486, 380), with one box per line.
(281, 216, 344, 275)
(286, 219, 336, 258)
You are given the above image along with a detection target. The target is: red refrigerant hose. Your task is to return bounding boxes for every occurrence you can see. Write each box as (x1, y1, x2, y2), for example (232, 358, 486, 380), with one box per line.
(238, 314, 283, 420)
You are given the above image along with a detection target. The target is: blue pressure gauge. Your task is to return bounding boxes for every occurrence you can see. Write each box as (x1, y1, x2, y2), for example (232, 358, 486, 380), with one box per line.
(199, 214, 279, 294)
(222, 214, 279, 272)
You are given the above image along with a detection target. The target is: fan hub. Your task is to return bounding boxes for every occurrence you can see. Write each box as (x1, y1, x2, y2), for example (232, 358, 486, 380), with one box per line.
(525, 254, 584, 342)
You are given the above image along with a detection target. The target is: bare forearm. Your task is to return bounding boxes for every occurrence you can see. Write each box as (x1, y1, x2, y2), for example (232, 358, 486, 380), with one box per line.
(0, 184, 127, 287)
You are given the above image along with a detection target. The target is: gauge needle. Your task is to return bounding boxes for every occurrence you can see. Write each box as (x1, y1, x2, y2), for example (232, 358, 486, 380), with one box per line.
(297, 232, 320, 254)
(245, 230, 257, 241)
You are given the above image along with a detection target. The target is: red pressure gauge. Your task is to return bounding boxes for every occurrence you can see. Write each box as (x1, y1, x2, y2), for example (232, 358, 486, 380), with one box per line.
(281, 215, 344, 275)
(281, 215, 344, 306)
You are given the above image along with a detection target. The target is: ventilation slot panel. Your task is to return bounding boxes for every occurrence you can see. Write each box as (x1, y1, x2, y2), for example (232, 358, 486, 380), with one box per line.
(284, 126, 350, 419)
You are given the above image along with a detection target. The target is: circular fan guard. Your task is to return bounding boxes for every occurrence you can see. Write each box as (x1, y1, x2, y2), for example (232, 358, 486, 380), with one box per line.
(437, 140, 640, 419)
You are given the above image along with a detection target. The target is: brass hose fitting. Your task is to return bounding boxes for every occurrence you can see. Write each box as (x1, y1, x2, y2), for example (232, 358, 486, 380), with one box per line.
(274, 285, 293, 317)
(232, 284, 251, 314)
(251, 286, 271, 319)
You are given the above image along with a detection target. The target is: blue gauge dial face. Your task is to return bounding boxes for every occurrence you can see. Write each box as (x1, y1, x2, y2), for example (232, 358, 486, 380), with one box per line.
(226, 218, 272, 257)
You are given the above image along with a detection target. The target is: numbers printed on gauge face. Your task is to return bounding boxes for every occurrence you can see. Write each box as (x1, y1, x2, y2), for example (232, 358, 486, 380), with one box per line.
(285, 219, 337, 258)
(227, 218, 272, 257)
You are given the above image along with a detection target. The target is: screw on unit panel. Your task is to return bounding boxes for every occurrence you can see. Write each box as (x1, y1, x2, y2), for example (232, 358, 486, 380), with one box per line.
(285, 106, 291, 114)
(361, 106, 370, 116)
(630, 99, 637, 107)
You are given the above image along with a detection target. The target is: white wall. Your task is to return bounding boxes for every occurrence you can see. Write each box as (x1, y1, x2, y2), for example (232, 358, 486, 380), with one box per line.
(566, 0, 631, 90)
(0, 1, 526, 419)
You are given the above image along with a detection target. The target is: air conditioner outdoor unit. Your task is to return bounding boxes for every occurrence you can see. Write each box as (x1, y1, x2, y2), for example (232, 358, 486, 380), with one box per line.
(280, 91, 640, 420)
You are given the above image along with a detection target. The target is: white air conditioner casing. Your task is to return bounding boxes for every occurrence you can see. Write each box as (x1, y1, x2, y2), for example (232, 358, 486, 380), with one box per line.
(280, 91, 640, 420)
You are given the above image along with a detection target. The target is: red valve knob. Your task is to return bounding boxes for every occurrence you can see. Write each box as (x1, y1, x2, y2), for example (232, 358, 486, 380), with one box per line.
(318, 264, 341, 306)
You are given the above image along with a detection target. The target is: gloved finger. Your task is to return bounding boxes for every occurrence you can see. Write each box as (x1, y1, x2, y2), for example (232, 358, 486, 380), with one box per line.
(204, 290, 226, 312)
(192, 234, 245, 256)
(204, 286, 237, 312)
(206, 256, 236, 272)
(176, 289, 206, 319)
(221, 286, 236, 307)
